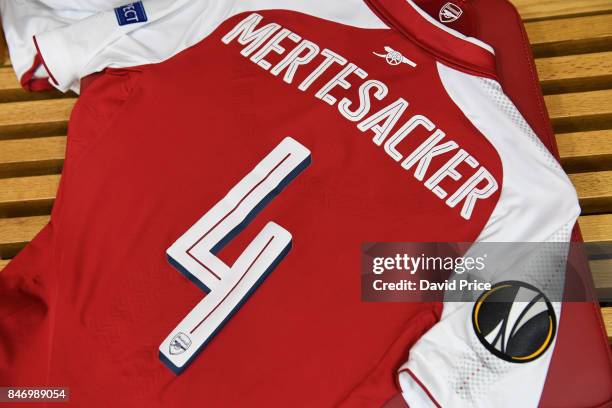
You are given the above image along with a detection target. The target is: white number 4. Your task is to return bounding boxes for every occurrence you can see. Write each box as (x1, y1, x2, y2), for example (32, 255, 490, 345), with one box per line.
(159, 137, 311, 373)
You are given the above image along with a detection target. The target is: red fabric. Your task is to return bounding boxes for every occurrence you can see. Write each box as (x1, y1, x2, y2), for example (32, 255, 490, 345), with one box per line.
(366, 0, 497, 80)
(1, 9, 506, 407)
(340, 309, 440, 407)
(0, 224, 57, 408)
(18, 52, 54, 92)
(4, 2, 610, 407)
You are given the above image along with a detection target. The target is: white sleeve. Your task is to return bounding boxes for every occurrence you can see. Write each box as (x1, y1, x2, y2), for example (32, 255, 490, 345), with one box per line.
(0, 0, 219, 93)
(397, 63, 580, 408)
(0, 0, 127, 90)
(32, 0, 212, 93)
(24, 0, 386, 93)
(1, 0, 218, 93)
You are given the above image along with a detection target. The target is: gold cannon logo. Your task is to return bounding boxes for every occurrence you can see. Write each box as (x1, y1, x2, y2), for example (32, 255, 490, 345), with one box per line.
(472, 281, 556, 363)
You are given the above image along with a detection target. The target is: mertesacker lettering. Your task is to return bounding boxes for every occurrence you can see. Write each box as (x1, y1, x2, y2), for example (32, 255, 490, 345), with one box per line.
(221, 13, 499, 220)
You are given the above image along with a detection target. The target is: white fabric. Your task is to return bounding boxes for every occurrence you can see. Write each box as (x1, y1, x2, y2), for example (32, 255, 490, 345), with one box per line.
(1, 0, 387, 93)
(0, 0, 126, 87)
(398, 63, 580, 408)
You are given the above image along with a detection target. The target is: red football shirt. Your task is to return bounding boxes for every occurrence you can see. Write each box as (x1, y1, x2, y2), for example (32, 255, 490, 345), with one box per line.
(0, 1, 580, 407)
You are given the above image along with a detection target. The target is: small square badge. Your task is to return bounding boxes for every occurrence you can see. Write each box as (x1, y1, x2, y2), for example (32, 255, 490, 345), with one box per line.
(115, 1, 148, 26)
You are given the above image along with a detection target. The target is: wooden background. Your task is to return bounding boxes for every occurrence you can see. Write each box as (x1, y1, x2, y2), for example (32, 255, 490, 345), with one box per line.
(0, 1, 610, 339)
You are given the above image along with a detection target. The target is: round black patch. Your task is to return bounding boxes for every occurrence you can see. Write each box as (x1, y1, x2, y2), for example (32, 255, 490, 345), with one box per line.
(472, 281, 556, 363)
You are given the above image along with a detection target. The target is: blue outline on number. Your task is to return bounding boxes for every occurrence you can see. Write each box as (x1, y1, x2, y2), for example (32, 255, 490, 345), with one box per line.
(160, 242, 291, 375)
(166, 255, 212, 294)
(210, 154, 311, 255)
(161, 152, 311, 374)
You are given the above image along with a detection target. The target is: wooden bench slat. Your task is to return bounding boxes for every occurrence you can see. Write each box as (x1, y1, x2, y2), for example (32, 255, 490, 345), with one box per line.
(602, 307, 612, 342)
(544, 89, 612, 132)
(0, 174, 59, 217)
(0, 99, 75, 127)
(0, 67, 65, 103)
(513, 0, 612, 21)
(0, 136, 66, 178)
(557, 129, 612, 173)
(0, 67, 20, 91)
(0, 215, 49, 243)
(536, 51, 612, 94)
(0, 99, 75, 139)
(569, 171, 612, 214)
(579, 214, 612, 243)
(0, 30, 7, 67)
(591, 259, 612, 289)
(0, 215, 49, 258)
(525, 14, 612, 57)
(0, 259, 8, 270)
